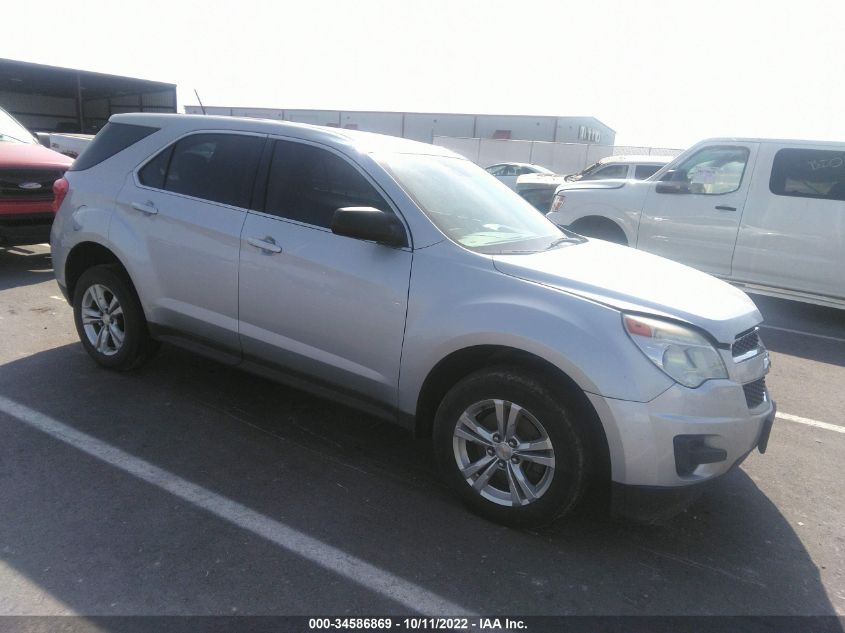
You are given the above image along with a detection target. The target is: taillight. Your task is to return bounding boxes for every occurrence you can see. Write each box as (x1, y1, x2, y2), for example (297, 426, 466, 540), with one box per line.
(551, 193, 565, 211)
(52, 176, 69, 212)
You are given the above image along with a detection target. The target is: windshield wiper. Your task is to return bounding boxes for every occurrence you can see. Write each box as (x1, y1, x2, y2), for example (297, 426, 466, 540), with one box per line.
(545, 236, 584, 250)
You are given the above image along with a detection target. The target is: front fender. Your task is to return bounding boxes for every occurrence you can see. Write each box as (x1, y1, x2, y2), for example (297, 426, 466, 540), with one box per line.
(547, 183, 650, 244)
(397, 242, 673, 416)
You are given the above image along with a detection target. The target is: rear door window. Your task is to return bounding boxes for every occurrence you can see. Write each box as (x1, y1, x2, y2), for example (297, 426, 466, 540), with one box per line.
(152, 133, 264, 208)
(138, 145, 173, 189)
(769, 148, 845, 201)
(263, 140, 388, 229)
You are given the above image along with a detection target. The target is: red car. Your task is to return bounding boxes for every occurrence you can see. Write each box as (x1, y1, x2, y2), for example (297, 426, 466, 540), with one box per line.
(1, 106, 74, 247)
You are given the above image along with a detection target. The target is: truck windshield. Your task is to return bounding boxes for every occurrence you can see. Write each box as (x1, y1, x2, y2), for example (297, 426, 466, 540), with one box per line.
(0, 108, 37, 144)
(379, 153, 567, 254)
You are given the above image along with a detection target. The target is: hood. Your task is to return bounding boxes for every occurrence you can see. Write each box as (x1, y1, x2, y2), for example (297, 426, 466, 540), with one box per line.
(556, 179, 629, 192)
(516, 173, 567, 188)
(492, 239, 761, 343)
(0, 142, 74, 170)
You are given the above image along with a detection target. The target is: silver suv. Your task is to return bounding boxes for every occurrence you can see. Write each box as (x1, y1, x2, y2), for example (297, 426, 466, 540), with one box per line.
(51, 114, 776, 526)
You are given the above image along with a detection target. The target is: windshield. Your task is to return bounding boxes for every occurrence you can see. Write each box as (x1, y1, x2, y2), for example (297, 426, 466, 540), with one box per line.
(379, 153, 569, 254)
(0, 108, 37, 144)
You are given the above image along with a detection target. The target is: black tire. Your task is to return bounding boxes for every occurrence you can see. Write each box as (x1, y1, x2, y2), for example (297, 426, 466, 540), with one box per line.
(433, 367, 592, 528)
(72, 265, 158, 370)
(571, 218, 627, 245)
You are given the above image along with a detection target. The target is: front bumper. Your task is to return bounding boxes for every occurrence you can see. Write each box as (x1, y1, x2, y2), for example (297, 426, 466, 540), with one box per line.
(0, 211, 54, 246)
(611, 401, 775, 523)
(588, 378, 775, 490)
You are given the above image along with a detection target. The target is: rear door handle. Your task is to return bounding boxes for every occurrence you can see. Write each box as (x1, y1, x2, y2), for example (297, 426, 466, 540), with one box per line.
(715, 205, 737, 212)
(131, 201, 158, 215)
(247, 236, 282, 253)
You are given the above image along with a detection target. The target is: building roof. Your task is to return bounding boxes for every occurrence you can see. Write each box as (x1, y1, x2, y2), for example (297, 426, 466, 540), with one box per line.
(0, 58, 176, 100)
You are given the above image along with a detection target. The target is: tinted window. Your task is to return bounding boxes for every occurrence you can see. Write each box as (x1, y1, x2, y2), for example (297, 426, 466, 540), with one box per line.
(666, 146, 749, 194)
(164, 133, 264, 207)
(264, 141, 387, 228)
(485, 165, 506, 176)
(634, 164, 661, 179)
(138, 146, 173, 189)
(71, 122, 159, 171)
(583, 164, 627, 180)
(769, 148, 845, 201)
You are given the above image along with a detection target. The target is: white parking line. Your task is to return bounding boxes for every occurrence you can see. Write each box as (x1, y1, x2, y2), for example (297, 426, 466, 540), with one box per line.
(777, 411, 845, 434)
(0, 395, 473, 615)
(760, 324, 845, 344)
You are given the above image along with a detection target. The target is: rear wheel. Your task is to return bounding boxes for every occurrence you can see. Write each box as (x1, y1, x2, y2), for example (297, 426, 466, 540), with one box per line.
(433, 368, 591, 527)
(72, 265, 158, 370)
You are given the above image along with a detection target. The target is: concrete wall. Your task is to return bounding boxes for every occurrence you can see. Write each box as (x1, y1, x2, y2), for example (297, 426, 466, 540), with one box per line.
(473, 116, 558, 141)
(402, 113, 475, 142)
(183, 106, 615, 145)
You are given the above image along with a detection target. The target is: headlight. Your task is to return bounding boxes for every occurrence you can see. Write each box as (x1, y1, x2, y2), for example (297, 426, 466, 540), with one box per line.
(623, 314, 727, 388)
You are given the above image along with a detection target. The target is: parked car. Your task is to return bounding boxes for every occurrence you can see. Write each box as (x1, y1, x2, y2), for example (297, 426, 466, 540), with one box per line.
(547, 138, 845, 309)
(52, 115, 775, 526)
(0, 106, 74, 247)
(517, 155, 673, 212)
(566, 155, 674, 183)
(485, 162, 553, 190)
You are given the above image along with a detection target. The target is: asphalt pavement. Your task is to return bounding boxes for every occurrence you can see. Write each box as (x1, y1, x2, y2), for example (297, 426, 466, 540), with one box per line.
(0, 245, 843, 618)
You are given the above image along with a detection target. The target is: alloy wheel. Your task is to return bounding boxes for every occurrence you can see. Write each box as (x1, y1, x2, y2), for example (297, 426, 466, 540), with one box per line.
(81, 283, 125, 357)
(452, 399, 556, 507)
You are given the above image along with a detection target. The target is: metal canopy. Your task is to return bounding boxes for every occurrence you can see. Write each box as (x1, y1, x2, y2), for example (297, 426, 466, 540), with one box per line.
(0, 58, 177, 133)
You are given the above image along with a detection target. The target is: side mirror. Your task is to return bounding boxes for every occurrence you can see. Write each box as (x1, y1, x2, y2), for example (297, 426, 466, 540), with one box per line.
(655, 181, 690, 194)
(331, 207, 406, 247)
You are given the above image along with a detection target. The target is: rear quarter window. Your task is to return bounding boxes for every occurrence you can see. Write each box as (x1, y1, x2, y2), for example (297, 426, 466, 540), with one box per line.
(70, 122, 159, 171)
(769, 148, 845, 201)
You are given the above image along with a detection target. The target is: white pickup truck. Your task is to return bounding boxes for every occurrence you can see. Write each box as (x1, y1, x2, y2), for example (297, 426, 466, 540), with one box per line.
(547, 138, 845, 309)
(35, 132, 93, 159)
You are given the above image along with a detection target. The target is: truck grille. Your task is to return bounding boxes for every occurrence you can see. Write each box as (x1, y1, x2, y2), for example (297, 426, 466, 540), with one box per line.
(0, 169, 63, 201)
(743, 377, 767, 409)
(732, 328, 761, 360)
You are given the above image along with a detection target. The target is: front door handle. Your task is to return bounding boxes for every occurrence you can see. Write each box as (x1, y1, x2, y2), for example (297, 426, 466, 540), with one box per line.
(715, 205, 737, 212)
(131, 201, 158, 215)
(247, 236, 282, 254)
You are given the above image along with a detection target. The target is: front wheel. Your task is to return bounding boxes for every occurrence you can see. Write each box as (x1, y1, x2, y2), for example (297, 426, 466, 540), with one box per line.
(433, 368, 591, 527)
(72, 265, 158, 370)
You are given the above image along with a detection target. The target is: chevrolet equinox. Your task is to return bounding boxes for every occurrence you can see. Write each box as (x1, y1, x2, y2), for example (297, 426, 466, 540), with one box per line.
(51, 114, 776, 526)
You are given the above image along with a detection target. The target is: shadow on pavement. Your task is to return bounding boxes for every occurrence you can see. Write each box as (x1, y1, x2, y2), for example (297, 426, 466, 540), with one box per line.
(746, 294, 845, 367)
(0, 247, 55, 291)
(0, 342, 839, 618)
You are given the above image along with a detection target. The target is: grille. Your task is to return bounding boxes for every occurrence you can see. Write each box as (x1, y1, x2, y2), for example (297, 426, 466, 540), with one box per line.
(0, 213, 54, 227)
(0, 169, 63, 200)
(743, 377, 767, 409)
(732, 328, 761, 359)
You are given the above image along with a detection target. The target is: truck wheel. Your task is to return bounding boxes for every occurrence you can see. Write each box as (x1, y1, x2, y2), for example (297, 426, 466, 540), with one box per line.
(72, 265, 158, 370)
(433, 367, 591, 527)
(571, 218, 627, 245)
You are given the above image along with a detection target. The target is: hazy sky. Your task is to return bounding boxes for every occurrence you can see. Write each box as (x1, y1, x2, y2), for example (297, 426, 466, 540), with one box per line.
(4, 0, 844, 148)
